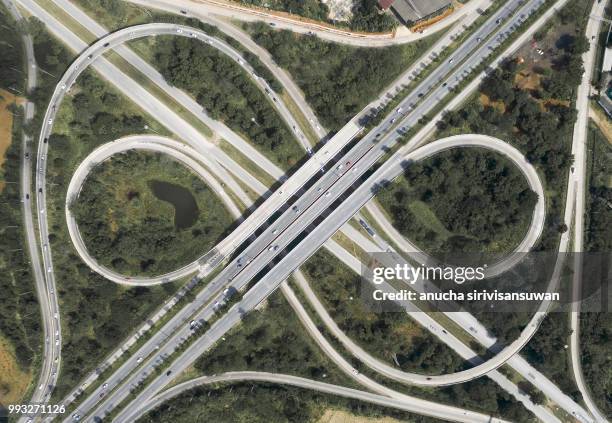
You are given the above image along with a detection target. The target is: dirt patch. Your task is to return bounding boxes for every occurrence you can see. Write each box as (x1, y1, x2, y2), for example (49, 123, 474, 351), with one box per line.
(318, 409, 405, 423)
(392, 321, 422, 340)
(411, 4, 456, 33)
(0, 89, 21, 165)
(0, 336, 32, 405)
(539, 98, 571, 111)
(479, 93, 506, 113)
(515, 70, 541, 91)
(0, 89, 25, 193)
(589, 106, 612, 145)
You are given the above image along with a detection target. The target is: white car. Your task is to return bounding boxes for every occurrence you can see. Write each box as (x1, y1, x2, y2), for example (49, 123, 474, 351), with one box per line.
(136, 357, 143, 363)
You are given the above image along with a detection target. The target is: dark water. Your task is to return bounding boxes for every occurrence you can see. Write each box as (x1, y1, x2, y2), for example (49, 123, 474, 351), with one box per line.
(149, 180, 199, 229)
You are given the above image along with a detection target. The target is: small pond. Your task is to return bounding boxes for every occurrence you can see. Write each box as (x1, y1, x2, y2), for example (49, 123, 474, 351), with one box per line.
(149, 180, 199, 229)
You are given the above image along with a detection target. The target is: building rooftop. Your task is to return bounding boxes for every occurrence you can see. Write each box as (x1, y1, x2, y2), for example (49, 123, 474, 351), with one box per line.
(391, 0, 451, 23)
(603, 46, 612, 73)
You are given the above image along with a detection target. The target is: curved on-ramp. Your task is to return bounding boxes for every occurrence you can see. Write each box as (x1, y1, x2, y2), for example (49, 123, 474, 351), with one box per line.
(126, 0, 492, 47)
(65, 135, 242, 286)
(395, 133, 546, 278)
(128, 371, 510, 423)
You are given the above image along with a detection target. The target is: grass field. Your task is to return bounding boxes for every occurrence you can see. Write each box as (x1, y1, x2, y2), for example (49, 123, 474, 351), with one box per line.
(318, 409, 405, 423)
(0, 336, 32, 405)
(0, 89, 22, 172)
(407, 200, 453, 240)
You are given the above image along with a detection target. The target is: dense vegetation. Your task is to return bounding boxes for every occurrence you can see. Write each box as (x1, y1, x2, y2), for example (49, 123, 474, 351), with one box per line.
(302, 250, 466, 375)
(581, 122, 612, 418)
(584, 123, 612, 252)
(194, 291, 350, 386)
(238, 0, 397, 33)
(377, 148, 537, 254)
(72, 150, 234, 275)
(581, 312, 612, 418)
(238, 0, 329, 21)
(438, 59, 578, 188)
(247, 22, 438, 130)
(0, 8, 23, 92)
(138, 383, 442, 423)
(0, 131, 40, 375)
(0, 7, 39, 401)
(522, 315, 582, 402)
(151, 35, 303, 169)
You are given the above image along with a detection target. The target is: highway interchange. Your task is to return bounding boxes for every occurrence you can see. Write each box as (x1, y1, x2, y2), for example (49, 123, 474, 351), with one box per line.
(6, 0, 608, 422)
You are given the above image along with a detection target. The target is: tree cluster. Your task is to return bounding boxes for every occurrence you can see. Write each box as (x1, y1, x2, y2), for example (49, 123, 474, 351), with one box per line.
(195, 291, 338, 382)
(380, 148, 537, 253)
(304, 250, 468, 375)
(153, 36, 302, 169)
(250, 23, 431, 130)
